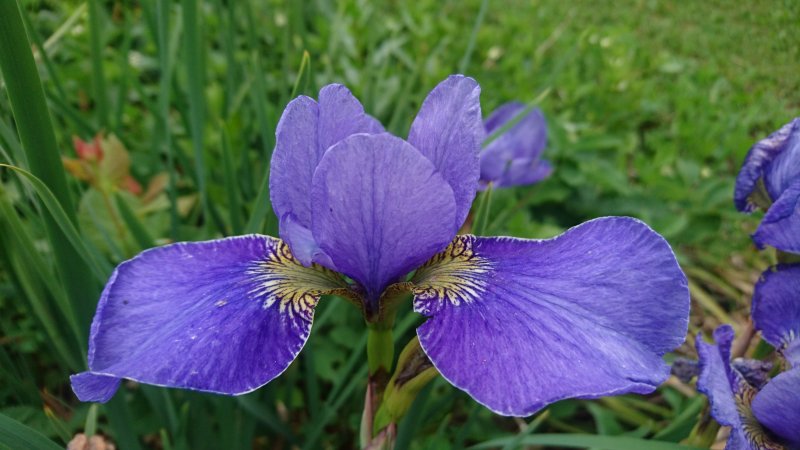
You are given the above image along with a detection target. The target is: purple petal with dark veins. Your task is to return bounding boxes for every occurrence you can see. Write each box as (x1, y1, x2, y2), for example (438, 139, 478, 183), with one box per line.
(752, 264, 800, 368)
(70, 235, 349, 402)
(270, 85, 383, 263)
(734, 118, 800, 212)
(411, 217, 689, 416)
(752, 368, 800, 447)
(408, 75, 483, 229)
(311, 133, 457, 310)
(752, 179, 800, 254)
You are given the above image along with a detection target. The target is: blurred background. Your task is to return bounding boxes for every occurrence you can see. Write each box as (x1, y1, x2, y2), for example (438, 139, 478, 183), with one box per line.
(1, 0, 798, 448)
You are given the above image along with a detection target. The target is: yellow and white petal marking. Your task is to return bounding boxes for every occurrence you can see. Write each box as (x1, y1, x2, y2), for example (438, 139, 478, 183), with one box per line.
(411, 235, 493, 311)
(246, 237, 351, 321)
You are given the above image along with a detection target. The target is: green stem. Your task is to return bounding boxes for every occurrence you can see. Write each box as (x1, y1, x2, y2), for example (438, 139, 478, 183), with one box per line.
(0, 0, 98, 336)
(367, 325, 395, 377)
(363, 324, 394, 449)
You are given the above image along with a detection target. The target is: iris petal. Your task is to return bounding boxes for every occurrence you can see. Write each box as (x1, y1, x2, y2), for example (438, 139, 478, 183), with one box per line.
(696, 326, 741, 429)
(752, 264, 800, 367)
(696, 325, 784, 450)
(480, 103, 550, 188)
(752, 179, 800, 254)
(480, 157, 552, 190)
(270, 85, 383, 264)
(752, 368, 800, 447)
(71, 235, 350, 402)
(734, 117, 800, 212)
(484, 101, 528, 135)
(311, 133, 457, 311)
(410, 217, 689, 416)
(408, 75, 483, 228)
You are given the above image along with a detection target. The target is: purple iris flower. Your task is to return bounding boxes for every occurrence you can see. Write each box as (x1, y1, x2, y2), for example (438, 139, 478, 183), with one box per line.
(697, 325, 800, 449)
(479, 102, 551, 189)
(734, 118, 800, 253)
(70, 75, 690, 417)
(752, 264, 800, 368)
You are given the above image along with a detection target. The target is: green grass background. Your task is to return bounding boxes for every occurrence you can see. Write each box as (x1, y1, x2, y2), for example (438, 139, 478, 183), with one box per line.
(0, 0, 798, 448)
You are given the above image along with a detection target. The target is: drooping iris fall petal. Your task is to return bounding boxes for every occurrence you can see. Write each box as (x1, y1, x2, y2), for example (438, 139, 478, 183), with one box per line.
(410, 217, 689, 416)
(752, 264, 800, 367)
(751, 368, 800, 447)
(408, 75, 484, 229)
(270, 84, 383, 265)
(311, 133, 457, 310)
(752, 180, 800, 254)
(71, 235, 350, 402)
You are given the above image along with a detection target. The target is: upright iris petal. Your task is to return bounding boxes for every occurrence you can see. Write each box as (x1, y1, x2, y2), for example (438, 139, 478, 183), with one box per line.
(270, 84, 384, 266)
(734, 118, 800, 212)
(311, 133, 457, 310)
(479, 102, 551, 189)
(408, 75, 484, 228)
(409, 217, 689, 416)
(696, 325, 786, 450)
(71, 235, 350, 402)
(752, 264, 800, 367)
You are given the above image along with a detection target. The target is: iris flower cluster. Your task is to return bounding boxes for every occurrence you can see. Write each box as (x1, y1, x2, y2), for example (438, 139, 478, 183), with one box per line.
(71, 75, 690, 419)
(693, 119, 800, 449)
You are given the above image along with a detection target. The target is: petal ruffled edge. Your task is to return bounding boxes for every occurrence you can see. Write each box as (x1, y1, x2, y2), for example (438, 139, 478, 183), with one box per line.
(410, 217, 689, 416)
(72, 235, 352, 402)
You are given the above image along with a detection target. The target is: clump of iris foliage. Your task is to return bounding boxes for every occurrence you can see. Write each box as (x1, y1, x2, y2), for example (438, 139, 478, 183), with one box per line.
(0, 1, 798, 449)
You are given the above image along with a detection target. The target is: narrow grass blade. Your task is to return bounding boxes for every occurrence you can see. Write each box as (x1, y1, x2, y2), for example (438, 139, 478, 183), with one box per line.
(182, 0, 213, 234)
(458, 0, 489, 73)
(104, 396, 143, 450)
(0, 413, 63, 450)
(289, 50, 311, 99)
(156, 0, 180, 240)
(87, 0, 109, 126)
(0, 1, 100, 333)
(0, 164, 112, 281)
(244, 173, 274, 235)
(221, 124, 243, 234)
(113, 192, 155, 250)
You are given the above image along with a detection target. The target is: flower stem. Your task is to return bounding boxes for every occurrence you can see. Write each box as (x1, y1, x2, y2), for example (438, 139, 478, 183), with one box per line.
(367, 325, 395, 377)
